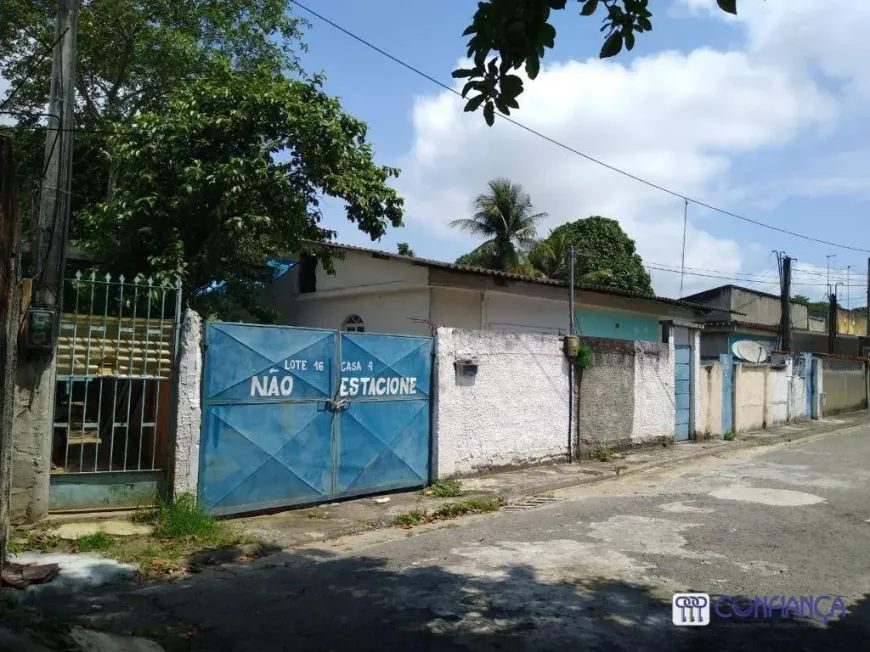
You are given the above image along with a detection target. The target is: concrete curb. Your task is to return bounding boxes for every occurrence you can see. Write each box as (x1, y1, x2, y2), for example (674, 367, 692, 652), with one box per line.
(492, 418, 869, 502)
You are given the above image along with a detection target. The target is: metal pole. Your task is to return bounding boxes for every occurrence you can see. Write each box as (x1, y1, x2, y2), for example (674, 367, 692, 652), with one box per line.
(826, 255, 836, 293)
(679, 198, 688, 298)
(781, 256, 792, 352)
(568, 247, 575, 335)
(847, 266, 851, 309)
(568, 246, 575, 463)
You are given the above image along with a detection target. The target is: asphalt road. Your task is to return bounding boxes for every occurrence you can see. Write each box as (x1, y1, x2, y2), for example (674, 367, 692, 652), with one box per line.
(42, 427, 870, 651)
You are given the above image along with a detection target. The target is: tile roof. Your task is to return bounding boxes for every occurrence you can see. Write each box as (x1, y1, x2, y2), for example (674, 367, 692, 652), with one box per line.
(305, 241, 723, 314)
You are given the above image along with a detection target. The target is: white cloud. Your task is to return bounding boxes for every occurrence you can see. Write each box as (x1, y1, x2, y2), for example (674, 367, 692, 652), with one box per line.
(396, 39, 838, 297)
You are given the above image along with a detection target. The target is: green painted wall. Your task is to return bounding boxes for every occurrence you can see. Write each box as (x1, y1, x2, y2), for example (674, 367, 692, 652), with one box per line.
(574, 308, 659, 342)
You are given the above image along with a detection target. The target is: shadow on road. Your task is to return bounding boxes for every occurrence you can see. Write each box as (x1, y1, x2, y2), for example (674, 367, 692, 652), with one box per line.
(26, 546, 870, 651)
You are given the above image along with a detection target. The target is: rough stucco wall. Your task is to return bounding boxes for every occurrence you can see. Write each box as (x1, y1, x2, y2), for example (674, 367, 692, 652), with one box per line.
(699, 362, 723, 437)
(433, 328, 569, 477)
(9, 356, 55, 524)
(293, 290, 431, 336)
(171, 309, 203, 498)
(631, 340, 675, 444)
(734, 364, 766, 432)
(767, 367, 789, 426)
(577, 338, 635, 450)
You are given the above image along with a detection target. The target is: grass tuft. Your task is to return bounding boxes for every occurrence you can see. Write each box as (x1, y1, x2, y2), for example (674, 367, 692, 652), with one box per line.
(423, 479, 463, 498)
(394, 497, 505, 528)
(73, 531, 114, 552)
(393, 510, 429, 528)
(590, 447, 617, 462)
(135, 494, 225, 542)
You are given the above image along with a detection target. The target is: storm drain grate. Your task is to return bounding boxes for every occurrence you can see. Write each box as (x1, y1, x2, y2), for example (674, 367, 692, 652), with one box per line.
(503, 496, 564, 512)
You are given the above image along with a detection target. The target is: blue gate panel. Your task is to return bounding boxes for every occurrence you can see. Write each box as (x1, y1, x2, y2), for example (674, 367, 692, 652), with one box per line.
(336, 401, 429, 498)
(204, 323, 334, 401)
(339, 333, 432, 399)
(199, 324, 433, 515)
(674, 344, 691, 441)
(199, 403, 334, 514)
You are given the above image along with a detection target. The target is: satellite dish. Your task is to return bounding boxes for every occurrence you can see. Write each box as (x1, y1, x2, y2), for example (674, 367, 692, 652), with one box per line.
(732, 339, 768, 363)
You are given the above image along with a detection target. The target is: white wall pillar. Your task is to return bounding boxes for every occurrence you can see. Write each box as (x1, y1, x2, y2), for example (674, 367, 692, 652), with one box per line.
(170, 309, 203, 498)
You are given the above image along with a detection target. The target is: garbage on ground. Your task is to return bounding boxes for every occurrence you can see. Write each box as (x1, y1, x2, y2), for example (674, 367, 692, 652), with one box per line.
(1, 562, 60, 590)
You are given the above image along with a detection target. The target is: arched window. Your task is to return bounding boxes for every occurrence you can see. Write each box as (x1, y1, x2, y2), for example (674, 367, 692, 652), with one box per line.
(342, 314, 365, 333)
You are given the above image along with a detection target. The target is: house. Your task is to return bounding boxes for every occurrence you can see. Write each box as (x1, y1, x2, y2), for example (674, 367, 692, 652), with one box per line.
(263, 242, 715, 340)
(682, 284, 864, 358)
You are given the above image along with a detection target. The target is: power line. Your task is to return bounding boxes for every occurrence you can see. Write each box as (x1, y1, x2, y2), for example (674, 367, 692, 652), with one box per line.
(289, 0, 870, 254)
(648, 263, 864, 288)
(0, 28, 69, 112)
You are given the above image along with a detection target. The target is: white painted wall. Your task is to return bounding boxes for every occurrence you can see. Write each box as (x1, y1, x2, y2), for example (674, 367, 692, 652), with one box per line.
(483, 292, 571, 335)
(171, 309, 203, 498)
(294, 290, 431, 337)
(317, 250, 428, 292)
(768, 366, 789, 426)
(430, 288, 482, 330)
(698, 362, 723, 437)
(631, 341, 676, 444)
(434, 328, 569, 477)
(788, 359, 808, 422)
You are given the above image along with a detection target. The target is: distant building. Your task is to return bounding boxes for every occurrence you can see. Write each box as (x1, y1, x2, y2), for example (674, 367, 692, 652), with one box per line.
(682, 284, 863, 358)
(263, 242, 714, 340)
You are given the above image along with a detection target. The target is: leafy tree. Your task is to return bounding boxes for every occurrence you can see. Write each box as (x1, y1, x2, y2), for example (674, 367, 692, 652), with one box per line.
(0, 0, 305, 226)
(549, 216, 652, 295)
(791, 295, 811, 306)
(807, 301, 830, 316)
(527, 232, 614, 285)
(81, 63, 403, 318)
(397, 242, 416, 257)
(455, 0, 741, 125)
(451, 178, 545, 271)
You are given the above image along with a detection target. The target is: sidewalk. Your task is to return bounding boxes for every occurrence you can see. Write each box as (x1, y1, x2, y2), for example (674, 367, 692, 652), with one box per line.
(235, 411, 870, 549)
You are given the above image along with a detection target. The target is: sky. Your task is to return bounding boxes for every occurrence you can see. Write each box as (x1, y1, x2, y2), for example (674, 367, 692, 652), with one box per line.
(295, 0, 870, 305)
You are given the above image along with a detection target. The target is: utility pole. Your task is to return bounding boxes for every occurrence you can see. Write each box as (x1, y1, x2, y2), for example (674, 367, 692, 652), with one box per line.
(866, 257, 870, 337)
(827, 255, 836, 290)
(846, 265, 852, 335)
(568, 246, 575, 335)
(11, 0, 78, 523)
(679, 198, 688, 298)
(828, 290, 838, 354)
(0, 137, 22, 576)
(780, 255, 792, 352)
(35, 0, 78, 306)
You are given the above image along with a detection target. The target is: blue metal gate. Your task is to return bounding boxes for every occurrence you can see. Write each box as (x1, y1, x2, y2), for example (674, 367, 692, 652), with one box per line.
(675, 344, 691, 441)
(198, 323, 432, 515)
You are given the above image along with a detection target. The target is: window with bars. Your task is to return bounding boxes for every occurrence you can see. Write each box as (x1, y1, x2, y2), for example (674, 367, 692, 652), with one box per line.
(342, 314, 365, 333)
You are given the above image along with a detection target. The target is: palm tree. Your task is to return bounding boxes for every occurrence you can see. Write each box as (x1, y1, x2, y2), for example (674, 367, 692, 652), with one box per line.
(527, 231, 614, 285)
(450, 178, 546, 272)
